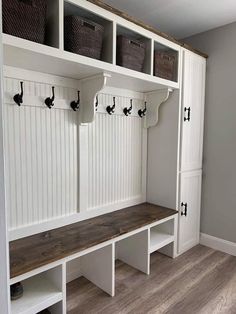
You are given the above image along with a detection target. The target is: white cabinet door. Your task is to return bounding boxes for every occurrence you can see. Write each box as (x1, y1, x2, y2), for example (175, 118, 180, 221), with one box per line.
(180, 50, 206, 172)
(178, 170, 202, 254)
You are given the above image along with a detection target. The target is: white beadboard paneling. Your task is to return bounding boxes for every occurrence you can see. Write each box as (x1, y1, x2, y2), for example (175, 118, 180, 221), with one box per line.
(4, 73, 146, 232)
(4, 78, 79, 230)
(87, 113, 143, 210)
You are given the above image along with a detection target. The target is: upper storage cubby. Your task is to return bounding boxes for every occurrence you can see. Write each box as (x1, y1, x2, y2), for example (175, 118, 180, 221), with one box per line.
(2, 0, 60, 48)
(116, 25, 152, 75)
(2, 0, 182, 92)
(153, 42, 179, 82)
(64, 1, 113, 63)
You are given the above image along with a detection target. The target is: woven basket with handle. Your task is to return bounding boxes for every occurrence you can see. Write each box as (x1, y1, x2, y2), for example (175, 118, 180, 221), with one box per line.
(154, 50, 177, 81)
(64, 15, 104, 60)
(116, 35, 145, 72)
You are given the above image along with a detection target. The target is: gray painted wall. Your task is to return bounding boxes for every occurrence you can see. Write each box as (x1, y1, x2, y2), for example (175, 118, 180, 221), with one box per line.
(184, 22, 236, 243)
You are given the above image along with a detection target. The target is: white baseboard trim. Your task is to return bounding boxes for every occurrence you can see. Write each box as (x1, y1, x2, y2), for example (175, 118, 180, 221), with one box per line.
(200, 233, 236, 256)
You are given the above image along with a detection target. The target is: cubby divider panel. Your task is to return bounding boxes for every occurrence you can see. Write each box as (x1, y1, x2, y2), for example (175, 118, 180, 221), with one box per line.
(116, 229, 150, 275)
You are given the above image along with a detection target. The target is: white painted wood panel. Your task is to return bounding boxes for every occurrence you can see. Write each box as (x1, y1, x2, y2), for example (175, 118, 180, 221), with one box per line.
(0, 7, 10, 311)
(116, 229, 150, 275)
(4, 75, 145, 231)
(180, 50, 206, 172)
(87, 110, 143, 210)
(178, 170, 202, 254)
(80, 244, 115, 296)
(4, 78, 79, 230)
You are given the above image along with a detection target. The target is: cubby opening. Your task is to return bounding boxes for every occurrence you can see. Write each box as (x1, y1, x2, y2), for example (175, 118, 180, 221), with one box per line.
(150, 219, 175, 254)
(66, 244, 114, 300)
(64, 1, 114, 63)
(116, 25, 152, 74)
(10, 266, 63, 314)
(153, 42, 179, 82)
(116, 230, 150, 275)
(2, 0, 60, 48)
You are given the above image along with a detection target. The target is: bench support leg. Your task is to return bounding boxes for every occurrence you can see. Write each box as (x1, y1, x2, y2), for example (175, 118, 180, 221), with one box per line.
(116, 229, 150, 275)
(80, 243, 115, 297)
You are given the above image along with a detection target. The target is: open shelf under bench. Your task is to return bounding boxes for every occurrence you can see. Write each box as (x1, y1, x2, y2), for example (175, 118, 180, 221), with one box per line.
(11, 274, 62, 314)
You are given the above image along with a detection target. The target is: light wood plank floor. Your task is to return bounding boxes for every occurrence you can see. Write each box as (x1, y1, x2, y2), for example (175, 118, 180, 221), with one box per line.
(67, 245, 236, 314)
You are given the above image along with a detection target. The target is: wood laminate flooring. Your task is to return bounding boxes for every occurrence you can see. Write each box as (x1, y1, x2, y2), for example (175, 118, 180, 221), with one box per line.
(67, 245, 236, 314)
(10, 203, 176, 278)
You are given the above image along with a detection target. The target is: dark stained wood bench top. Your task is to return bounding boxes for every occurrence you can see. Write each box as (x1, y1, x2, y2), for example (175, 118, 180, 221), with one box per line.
(10, 203, 177, 278)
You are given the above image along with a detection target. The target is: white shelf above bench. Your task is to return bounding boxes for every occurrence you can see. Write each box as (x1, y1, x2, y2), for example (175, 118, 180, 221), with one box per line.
(3, 34, 179, 93)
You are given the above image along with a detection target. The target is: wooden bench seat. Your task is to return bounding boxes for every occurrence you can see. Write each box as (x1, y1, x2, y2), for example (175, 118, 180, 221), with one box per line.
(10, 203, 177, 279)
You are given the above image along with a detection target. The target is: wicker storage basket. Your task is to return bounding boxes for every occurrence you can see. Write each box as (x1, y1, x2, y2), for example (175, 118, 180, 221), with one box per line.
(64, 15, 104, 60)
(154, 50, 177, 81)
(2, 0, 47, 44)
(116, 35, 145, 72)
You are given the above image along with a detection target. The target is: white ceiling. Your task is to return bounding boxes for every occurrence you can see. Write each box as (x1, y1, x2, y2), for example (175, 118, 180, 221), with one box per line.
(104, 0, 236, 38)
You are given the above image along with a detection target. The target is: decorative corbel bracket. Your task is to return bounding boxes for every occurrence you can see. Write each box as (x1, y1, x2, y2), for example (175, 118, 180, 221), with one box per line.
(80, 72, 111, 124)
(144, 88, 173, 128)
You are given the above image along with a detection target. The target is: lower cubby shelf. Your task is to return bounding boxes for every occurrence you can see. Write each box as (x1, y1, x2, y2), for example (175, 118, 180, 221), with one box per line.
(150, 230, 174, 254)
(11, 266, 63, 314)
(149, 218, 175, 254)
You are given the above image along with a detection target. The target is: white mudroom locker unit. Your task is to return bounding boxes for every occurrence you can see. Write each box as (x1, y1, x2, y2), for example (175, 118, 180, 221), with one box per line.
(0, 0, 206, 313)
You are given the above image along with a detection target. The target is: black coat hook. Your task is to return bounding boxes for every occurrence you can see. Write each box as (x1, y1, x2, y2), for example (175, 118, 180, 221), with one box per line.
(95, 95, 98, 112)
(138, 101, 147, 118)
(45, 86, 55, 109)
(123, 99, 133, 116)
(13, 81, 24, 106)
(106, 97, 116, 115)
(70, 91, 80, 111)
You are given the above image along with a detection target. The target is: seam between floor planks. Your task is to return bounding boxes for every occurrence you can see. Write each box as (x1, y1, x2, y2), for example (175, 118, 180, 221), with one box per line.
(67, 245, 236, 314)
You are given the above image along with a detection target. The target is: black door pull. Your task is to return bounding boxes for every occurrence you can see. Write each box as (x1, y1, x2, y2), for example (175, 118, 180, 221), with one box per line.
(184, 107, 191, 121)
(181, 202, 188, 216)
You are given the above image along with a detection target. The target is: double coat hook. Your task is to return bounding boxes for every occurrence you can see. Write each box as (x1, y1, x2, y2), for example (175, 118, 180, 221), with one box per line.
(70, 91, 80, 111)
(13, 81, 24, 106)
(123, 99, 133, 116)
(106, 97, 116, 115)
(138, 101, 147, 118)
(45, 86, 55, 109)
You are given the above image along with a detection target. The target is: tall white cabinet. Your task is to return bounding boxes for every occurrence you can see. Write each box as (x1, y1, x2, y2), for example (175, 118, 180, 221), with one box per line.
(180, 50, 206, 172)
(147, 48, 206, 255)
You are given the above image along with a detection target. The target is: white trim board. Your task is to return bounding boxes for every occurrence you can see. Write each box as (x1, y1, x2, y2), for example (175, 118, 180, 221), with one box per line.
(9, 196, 143, 241)
(200, 233, 236, 256)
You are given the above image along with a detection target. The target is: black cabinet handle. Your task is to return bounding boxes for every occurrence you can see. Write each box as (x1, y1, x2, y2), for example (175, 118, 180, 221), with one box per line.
(181, 202, 188, 216)
(184, 107, 191, 121)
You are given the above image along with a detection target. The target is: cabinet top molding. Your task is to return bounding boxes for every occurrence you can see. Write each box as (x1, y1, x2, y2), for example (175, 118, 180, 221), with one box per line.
(87, 0, 208, 59)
